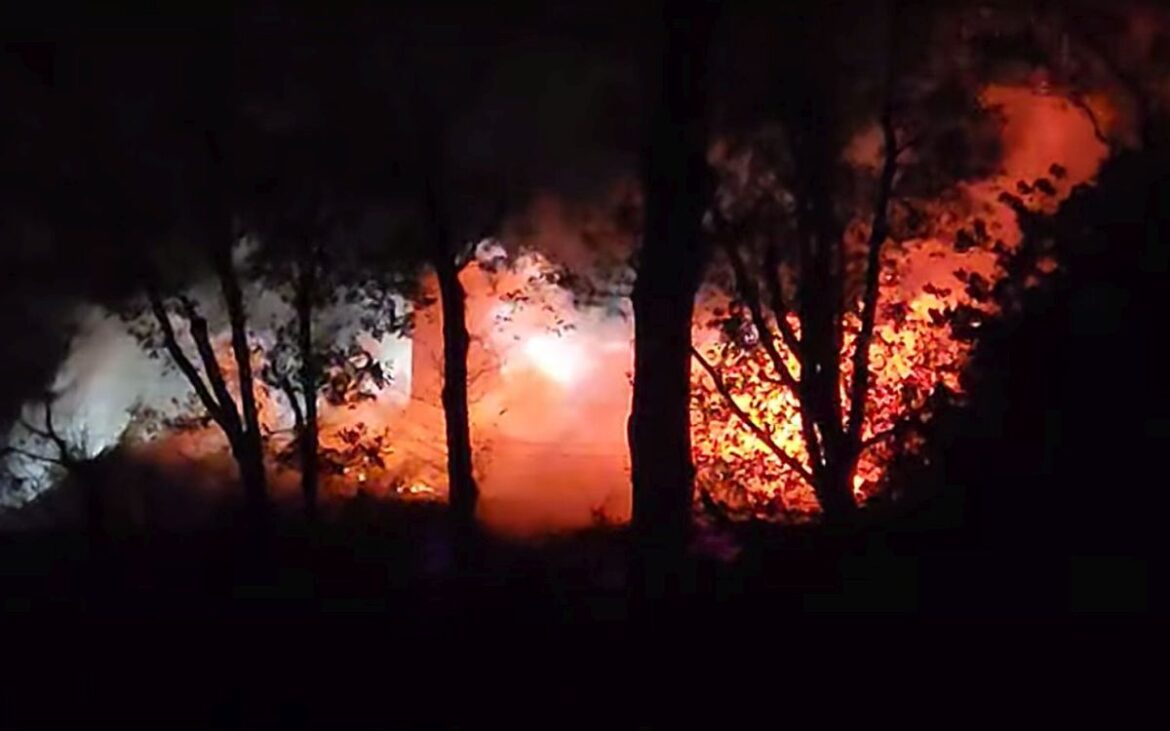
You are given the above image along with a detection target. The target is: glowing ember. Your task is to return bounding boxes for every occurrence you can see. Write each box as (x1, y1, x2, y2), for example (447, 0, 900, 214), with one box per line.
(397, 482, 437, 496)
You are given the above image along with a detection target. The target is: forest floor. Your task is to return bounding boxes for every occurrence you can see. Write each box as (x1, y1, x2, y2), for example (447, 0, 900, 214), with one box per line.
(0, 490, 1160, 727)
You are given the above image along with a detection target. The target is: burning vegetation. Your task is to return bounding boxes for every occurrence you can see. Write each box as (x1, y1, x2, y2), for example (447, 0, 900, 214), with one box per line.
(690, 83, 1112, 520)
(1, 0, 1165, 538)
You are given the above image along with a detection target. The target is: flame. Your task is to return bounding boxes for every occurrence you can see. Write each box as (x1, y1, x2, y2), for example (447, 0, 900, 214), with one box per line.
(149, 84, 1109, 529)
(522, 334, 588, 385)
(9, 83, 1118, 533)
(689, 83, 1111, 518)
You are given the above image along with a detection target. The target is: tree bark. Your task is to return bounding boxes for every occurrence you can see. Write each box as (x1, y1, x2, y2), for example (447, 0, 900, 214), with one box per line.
(628, 2, 716, 551)
(435, 255, 478, 528)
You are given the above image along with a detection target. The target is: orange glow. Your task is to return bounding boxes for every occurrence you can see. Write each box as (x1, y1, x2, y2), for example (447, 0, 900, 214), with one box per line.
(119, 84, 1112, 531)
(690, 83, 1110, 518)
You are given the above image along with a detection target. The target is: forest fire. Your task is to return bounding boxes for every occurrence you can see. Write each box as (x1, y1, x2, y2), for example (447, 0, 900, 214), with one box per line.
(0, 81, 1118, 533)
(6, 6, 1170, 712)
(689, 83, 1111, 519)
(306, 80, 1108, 529)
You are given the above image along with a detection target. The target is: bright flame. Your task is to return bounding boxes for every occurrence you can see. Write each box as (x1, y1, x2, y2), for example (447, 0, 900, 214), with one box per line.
(689, 83, 1111, 518)
(523, 334, 587, 385)
(2, 82, 1120, 533)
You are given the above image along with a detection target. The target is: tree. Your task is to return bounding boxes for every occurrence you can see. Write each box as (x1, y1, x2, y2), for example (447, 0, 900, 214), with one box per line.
(1, 394, 106, 542)
(247, 180, 413, 522)
(690, 1, 1007, 522)
(357, 11, 510, 532)
(25, 24, 276, 526)
(627, 0, 719, 550)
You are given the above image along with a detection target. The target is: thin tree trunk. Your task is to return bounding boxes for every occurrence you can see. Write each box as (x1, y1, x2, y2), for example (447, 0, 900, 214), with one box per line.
(200, 18, 268, 525)
(785, 68, 858, 521)
(212, 243, 269, 522)
(435, 256, 478, 528)
(629, 2, 716, 566)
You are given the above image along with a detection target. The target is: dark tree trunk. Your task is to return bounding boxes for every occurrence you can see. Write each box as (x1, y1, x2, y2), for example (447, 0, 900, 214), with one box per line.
(435, 256, 478, 528)
(296, 252, 319, 523)
(816, 461, 859, 523)
(146, 283, 269, 526)
(199, 22, 268, 527)
(628, 2, 715, 551)
(784, 62, 859, 522)
(212, 243, 269, 523)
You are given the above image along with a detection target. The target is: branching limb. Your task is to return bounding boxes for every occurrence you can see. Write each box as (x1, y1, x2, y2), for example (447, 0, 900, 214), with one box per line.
(145, 286, 226, 430)
(761, 240, 804, 353)
(178, 295, 244, 440)
(277, 375, 305, 434)
(1068, 93, 1111, 147)
(0, 445, 69, 468)
(846, 99, 900, 448)
(691, 345, 815, 486)
(724, 243, 800, 392)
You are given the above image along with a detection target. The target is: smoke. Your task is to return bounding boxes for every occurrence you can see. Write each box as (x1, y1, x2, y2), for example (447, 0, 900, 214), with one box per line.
(2, 0, 1145, 531)
(0, 265, 414, 511)
(1, 78, 1114, 529)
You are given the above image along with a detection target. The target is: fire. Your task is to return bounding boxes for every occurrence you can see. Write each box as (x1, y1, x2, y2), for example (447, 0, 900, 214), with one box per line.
(1, 80, 1119, 533)
(691, 289, 968, 517)
(689, 83, 1111, 519)
(522, 334, 588, 385)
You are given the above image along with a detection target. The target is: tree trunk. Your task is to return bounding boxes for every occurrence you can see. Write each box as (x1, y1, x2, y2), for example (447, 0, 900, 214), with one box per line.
(785, 62, 858, 522)
(435, 257, 478, 528)
(146, 284, 268, 525)
(212, 246, 269, 523)
(297, 254, 319, 523)
(815, 458, 860, 524)
(198, 18, 268, 525)
(628, 2, 715, 550)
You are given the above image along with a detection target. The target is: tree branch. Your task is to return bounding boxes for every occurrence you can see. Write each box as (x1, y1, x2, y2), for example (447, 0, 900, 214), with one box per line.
(1, 445, 68, 468)
(145, 287, 226, 430)
(846, 99, 899, 448)
(724, 242, 800, 392)
(39, 399, 74, 463)
(1067, 93, 1111, 148)
(760, 237, 804, 358)
(691, 345, 815, 486)
(178, 295, 244, 440)
(210, 244, 263, 446)
(895, 130, 925, 157)
(278, 375, 305, 435)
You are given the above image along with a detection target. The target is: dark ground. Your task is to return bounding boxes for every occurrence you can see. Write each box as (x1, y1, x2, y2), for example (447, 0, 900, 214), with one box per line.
(0, 464, 1165, 728)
